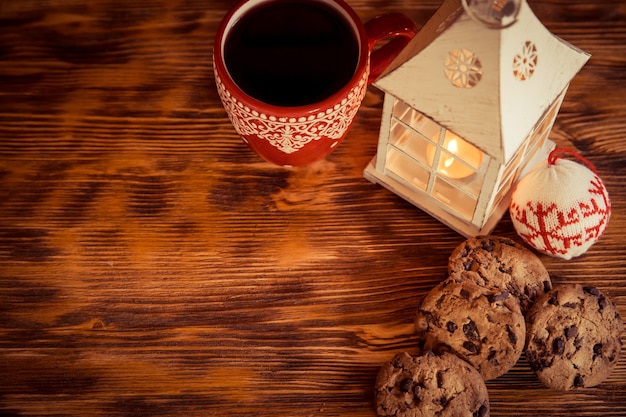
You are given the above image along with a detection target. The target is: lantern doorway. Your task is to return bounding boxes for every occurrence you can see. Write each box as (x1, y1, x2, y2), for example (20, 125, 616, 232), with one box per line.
(384, 98, 488, 221)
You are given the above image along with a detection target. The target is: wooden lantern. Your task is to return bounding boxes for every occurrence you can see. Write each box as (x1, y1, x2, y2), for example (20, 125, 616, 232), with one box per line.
(364, 0, 590, 237)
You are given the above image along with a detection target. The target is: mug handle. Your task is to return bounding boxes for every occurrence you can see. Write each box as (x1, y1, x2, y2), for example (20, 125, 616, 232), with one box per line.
(364, 13, 418, 84)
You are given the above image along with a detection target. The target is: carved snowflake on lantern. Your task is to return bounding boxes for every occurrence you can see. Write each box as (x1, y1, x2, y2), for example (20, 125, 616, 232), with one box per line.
(445, 49, 482, 88)
(513, 41, 538, 81)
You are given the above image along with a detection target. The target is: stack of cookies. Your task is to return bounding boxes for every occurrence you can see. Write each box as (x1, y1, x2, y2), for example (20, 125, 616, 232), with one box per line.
(375, 235, 623, 417)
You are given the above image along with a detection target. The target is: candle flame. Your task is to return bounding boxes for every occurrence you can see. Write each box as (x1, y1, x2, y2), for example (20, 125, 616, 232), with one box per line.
(427, 133, 483, 179)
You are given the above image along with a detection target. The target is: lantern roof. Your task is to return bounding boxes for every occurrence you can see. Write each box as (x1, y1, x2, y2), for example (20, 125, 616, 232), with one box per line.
(374, 0, 590, 164)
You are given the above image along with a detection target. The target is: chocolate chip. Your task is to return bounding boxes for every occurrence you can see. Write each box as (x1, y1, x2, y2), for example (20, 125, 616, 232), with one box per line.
(481, 240, 494, 251)
(442, 279, 453, 288)
(563, 302, 579, 309)
(446, 321, 458, 334)
(573, 374, 584, 387)
(548, 292, 559, 306)
(399, 378, 413, 393)
(417, 338, 427, 351)
(487, 291, 509, 303)
(500, 238, 515, 247)
(564, 325, 578, 340)
(527, 350, 553, 371)
(463, 319, 480, 341)
(393, 356, 404, 368)
(460, 288, 471, 299)
(532, 336, 547, 350)
(463, 341, 480, 354)
(526, 351, 539, 369)
(435, 293, 446, 308)
(598, 295, 608, 312)
(498, 265, 512, 274)
(574, 337, 583, 350)
(593, 343, 603, 359)
(463, 259, 473, 270)
(436, 370, 444, 388)
(506, 325, 518, 346)
(552, 337, 565, 355)
(473, 404, 489, 417)
(583, 286, 599, 296)
(488, 348, 499, 366)
(543, 280, 552, 292)
(539, 358, 553, 370)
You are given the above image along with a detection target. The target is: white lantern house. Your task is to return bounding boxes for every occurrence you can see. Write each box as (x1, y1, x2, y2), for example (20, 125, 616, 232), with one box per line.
(364, 0, 589, 237)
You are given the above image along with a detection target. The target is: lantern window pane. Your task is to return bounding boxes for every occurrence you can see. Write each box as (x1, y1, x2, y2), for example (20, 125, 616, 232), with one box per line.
(493, 175, 514, 213)
(432, 177, 477, 220)
(497, 145, 525, 194)
(389, 120, 431, 166)
(525, 128, 547, 163)
(495, 93, 563, 201)
(490, 188, 506, 218)
(430, 131, 487, 197)
(392, 100, 439, 139)
(529, 96, 560, 142)
(524, 97, 560, 161)
(440, 156, 488, 198)
(392, 100, 412, 123)
(385, 147, 429, 191)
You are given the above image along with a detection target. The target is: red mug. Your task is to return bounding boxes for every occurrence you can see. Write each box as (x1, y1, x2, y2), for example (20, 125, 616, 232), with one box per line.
(214, 0, 417, 166)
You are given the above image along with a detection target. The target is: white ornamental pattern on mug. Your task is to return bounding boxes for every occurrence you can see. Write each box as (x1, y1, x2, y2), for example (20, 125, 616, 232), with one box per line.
(215, 71, 368, 154)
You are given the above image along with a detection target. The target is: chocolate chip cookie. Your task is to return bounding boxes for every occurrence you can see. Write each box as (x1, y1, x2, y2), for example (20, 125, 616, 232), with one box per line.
(375, 351, 489, 417)
(525, 284, 623, 390)
(415, 278, 525, 381)
(448, 235, 552, 313)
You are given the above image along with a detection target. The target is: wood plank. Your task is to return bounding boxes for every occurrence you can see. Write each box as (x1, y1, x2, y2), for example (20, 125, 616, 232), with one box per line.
(1, 0, 625, 416)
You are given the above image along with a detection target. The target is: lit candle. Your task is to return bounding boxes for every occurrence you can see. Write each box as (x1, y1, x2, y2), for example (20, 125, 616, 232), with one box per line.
(427, 131, 483, 179)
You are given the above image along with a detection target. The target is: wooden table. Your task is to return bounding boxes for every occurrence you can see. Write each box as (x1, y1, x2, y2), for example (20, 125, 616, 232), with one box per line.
(1, 0, 625, 415)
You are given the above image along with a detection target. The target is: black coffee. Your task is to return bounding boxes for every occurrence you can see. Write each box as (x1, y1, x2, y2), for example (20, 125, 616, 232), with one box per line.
(223, 0, 359, 107)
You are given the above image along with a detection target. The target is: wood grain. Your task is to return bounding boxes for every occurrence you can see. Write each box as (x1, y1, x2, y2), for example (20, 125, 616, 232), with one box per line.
(1, 0, 625, 416)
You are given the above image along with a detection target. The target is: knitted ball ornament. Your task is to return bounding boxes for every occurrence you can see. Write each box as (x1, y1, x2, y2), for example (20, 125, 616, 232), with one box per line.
(510, 148, 611, 260)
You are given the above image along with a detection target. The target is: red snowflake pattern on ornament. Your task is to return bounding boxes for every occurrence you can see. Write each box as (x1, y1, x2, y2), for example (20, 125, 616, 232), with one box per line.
(510, 176, 611, 257)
